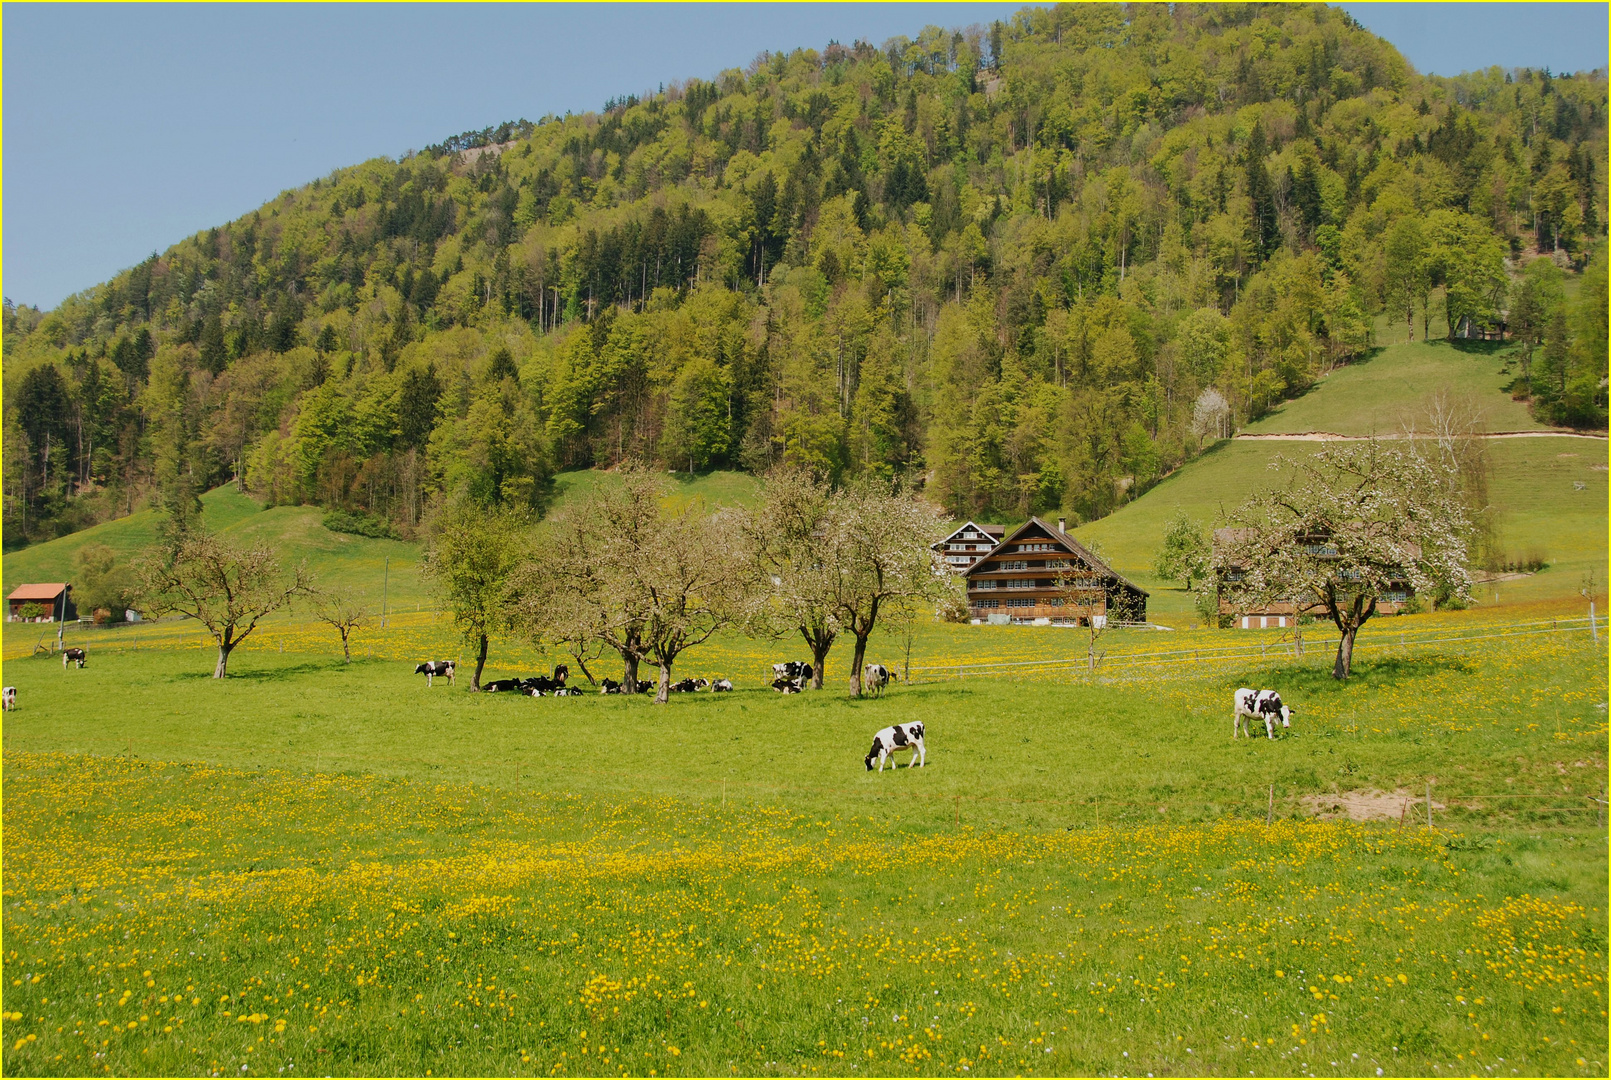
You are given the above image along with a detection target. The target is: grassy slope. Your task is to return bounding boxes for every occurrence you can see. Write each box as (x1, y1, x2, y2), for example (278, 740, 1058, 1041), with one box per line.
(1076, 338, 1609, 624)
(1243, 339, 1548, 436)
(2, 469, 761, 615)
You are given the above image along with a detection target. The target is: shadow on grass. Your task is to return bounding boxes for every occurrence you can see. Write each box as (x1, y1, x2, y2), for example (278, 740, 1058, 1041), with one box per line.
(1448, 338, 1518, 357)
(1235, 652, 1477, 696)
(174, 660, 348, 683)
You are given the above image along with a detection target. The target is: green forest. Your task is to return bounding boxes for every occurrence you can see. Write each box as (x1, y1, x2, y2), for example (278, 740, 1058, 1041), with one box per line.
(4, 2, 1606, 546)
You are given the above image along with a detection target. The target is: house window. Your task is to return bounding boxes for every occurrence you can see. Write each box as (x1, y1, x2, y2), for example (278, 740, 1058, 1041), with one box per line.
(974, 579, 996, 590)
(998, 560, 1027, 571)
(972, 598, 999, 609)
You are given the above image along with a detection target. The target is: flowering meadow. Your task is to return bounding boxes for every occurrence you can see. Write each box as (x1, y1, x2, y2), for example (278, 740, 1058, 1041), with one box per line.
(3, 752, 1605, 1078)
(2, 604, 1605, 1076)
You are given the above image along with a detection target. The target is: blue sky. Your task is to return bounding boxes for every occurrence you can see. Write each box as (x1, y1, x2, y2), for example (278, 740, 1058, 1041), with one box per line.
(3, 3, 1606, 311)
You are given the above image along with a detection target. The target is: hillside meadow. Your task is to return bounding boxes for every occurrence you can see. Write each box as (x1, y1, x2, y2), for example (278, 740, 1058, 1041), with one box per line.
(2, 595, 1605, 1077)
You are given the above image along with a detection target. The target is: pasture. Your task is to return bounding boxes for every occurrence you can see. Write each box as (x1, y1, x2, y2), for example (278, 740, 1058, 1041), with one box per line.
(2, 607, 1605, 1078)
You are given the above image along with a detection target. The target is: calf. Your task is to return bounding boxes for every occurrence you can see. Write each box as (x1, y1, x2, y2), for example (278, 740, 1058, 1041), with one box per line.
(711, 678, 734, 692)
(62, 648, 87, 669)
(2, 687, 16, 711)
(863, 663, 893, 697)
(414, 660, 455, 687)
(1234, 688, 1293, 739)
(865, 721, 926, 772)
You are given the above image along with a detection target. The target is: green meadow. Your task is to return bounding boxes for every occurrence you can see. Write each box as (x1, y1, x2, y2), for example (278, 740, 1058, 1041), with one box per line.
(3, 340, 1606, 1078)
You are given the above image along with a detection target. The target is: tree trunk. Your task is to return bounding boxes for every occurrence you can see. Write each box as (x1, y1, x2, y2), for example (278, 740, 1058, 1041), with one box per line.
(214, 642, 233, 679)
(1332, 623, 1357, 680)
(654, 662, 673, 705)
(341, 630, 351, 663)
(848, 633, 870, 698)
(801, 625, 834, 691)
(471, 633, 489, 690)
(622, 651, 641, 694)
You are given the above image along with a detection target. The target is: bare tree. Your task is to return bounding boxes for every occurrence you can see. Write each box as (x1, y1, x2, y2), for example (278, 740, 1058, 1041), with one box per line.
(515, 464, 755, 702)
(744, 469, 840, 689)
(137, 533, 313, 677)
(421, 499, 530, 690)
(1214, 441, 1471, 679)
(310, 588, 372, 663)
(825, 481, 947, 698)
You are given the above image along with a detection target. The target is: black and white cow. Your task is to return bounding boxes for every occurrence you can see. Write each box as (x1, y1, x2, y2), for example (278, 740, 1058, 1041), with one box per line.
(1233, 688, 1294, 739)
(771, 676, 803, 693)
(865, 721, 926, 772)
(669, 678, 699, 693)
(482, 678, 523, 693)
(62, 648, 87, 669)
(551, 686, 584, 697)
(773, 661, 813, 683)
(2, 687, 16, 711)
(414, 660, 455, 687)
(711, 678, 734, 692)
(863, 664, 893, 697)
(521, 664, 572, 695)
(600, 679, 623, 694)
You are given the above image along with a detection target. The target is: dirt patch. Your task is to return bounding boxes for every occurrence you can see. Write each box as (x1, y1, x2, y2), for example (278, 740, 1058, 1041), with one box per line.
(1301, 788, 1445, 822)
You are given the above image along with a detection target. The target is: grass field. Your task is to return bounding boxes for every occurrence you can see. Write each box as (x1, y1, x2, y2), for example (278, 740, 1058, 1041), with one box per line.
(2, 609, 1606, 1077)
(3, 339, 1606, 1078)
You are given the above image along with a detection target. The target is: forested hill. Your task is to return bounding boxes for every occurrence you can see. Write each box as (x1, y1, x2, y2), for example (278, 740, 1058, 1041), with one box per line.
(4, 2, 1607, 546)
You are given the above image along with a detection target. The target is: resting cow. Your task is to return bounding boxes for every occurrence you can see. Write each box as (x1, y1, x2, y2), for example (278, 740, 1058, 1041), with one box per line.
(63, 648, 87, 669)
(414, 660, 455, 687)
(772, 661, 813, 683)
(711, 678, 734, 692)
(865, 721, 926, 772)
(482, 678, 523, 693)
(771, 677, 803, 694)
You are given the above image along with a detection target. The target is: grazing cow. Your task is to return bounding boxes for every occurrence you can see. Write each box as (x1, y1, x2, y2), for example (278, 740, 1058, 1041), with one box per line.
(414, 660, 455, 687)
(2, 687, 16, 711)
(771, 676, 803, 693)
(711, 678, 734, 692)
(62, 648, 87, 669)
(863, 664, 893, 697)
(482, 678, 523, 693)
(1234, 688, 1293, 739)
(772, 661, 813, 683)
(865, 721, 926, 772)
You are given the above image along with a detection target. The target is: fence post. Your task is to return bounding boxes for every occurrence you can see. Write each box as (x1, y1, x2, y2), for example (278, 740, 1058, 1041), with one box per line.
(1426, 780, 1434, 829)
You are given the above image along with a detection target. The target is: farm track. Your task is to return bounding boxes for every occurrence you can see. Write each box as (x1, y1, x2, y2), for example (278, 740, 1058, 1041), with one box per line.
(1236, 429, 1608, 441)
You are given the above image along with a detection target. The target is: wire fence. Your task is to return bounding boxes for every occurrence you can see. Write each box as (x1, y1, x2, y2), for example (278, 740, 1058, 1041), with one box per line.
(906, 615, 1603, 684)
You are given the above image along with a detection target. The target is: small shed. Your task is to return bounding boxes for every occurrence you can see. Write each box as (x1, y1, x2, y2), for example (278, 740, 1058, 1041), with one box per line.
(7, 583, 75, 623)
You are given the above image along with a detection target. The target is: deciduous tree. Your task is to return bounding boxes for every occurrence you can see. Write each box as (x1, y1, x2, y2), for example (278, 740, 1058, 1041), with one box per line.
(1214, 442, 1471, 680)
(136, 533, 313, 677)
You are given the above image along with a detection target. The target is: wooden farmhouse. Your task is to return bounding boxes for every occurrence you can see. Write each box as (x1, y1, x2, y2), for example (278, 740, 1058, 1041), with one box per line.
(934, 521, 1007, 572)
(1213, 528, 1415, 629)
(6, 583, 75, 623)
(963, 517, 1148, 626)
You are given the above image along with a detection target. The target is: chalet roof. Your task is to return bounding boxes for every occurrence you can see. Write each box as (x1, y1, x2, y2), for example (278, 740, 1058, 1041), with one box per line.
(7, 583, 69, 601)
(966, 518, 1148, 597)
(939, 520, 1006, 540)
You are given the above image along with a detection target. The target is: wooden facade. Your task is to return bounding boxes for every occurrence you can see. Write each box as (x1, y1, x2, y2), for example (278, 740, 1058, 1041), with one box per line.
(934, 521, 1007, 572)
(963, 518, 1148, 625)
(1213, 528, 1414, 628)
